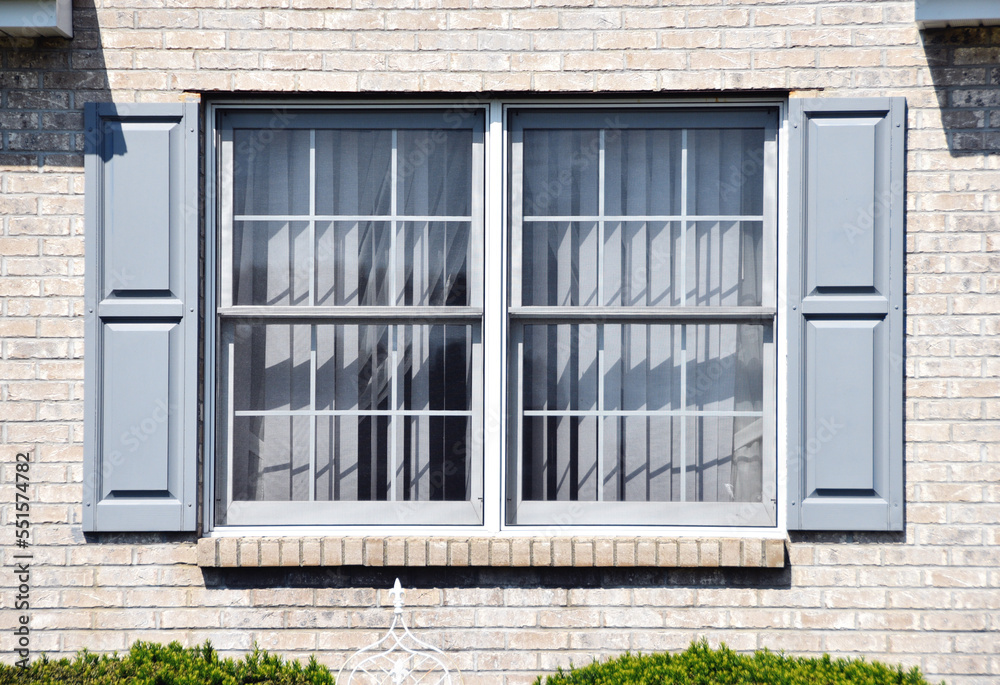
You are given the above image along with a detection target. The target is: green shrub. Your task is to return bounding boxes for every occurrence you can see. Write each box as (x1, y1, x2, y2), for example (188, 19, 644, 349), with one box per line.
(536, 641, 941, 685)
(0, 641, 334, 685)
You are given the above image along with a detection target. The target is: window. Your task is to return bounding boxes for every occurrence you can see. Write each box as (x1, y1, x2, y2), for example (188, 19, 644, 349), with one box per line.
(211, 104, 777, 529)
(214, 110, 485, 526)
(507, 109, 776, 527)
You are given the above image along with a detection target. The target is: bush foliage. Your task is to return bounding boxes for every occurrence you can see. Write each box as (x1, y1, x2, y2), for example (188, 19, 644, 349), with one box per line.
(535, 641, 940, 685)
(0, 641, 334, 685)
(0, 638, 942, 685)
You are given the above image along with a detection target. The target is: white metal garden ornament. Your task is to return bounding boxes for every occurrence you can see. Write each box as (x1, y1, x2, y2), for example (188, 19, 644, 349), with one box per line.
(337, 578, 462, 685)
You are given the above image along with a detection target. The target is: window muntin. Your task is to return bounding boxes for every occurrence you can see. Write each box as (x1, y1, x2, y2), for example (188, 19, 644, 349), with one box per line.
(507, 109, 777, 527)
(215, 110, 485, 527)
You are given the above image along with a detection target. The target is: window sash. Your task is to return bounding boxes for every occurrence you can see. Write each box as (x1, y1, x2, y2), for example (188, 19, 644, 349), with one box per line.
(215, 109, 486, 527)
(506, 108, 778, 527)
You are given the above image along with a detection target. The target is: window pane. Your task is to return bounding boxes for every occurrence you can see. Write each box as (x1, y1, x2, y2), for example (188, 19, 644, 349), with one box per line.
(522, 129, 599, 217)
(314, 221, 392, 306)
(688, 221, 763, 307)
(604, 129, 682, 217)
(605, 222, 682, 307)
(521, 416, 599, 501)
(522, 324, 599, 411)
(400, 222, 471, 307)
(398, 129, 473, 217)
(399, 324, 473, 411)
(232, 222, 311, 306)
(398, 415, 472, 501)
(687, 128, 765, 217)
(232, 415, 311, 502)
(233, 323, 311, 412)
(234, 129, 310, 216)
(521, 222, 598, 307)
(315, 129, 392, 216)
(686, 323, 764, 412)
(687, 416, 764, 504)
(315, 414, 391, 501)
(603, 324, 682, 411)
(602, 416, 678, 502)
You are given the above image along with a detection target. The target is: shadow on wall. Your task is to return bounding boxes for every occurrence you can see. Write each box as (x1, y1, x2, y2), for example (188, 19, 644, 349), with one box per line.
(202, 565, 792, 592)
(1, 0, 109, 172)
(921, 26, 1000, 156)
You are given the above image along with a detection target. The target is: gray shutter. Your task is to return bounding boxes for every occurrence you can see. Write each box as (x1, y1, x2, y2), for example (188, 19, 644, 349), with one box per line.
(787, 97, 905, 531)
(83, 102, 199, 532)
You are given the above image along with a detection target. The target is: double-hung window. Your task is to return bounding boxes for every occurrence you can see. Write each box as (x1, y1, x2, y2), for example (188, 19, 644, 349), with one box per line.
(214, 110, 485, 526)
(211, 104, 777, 529)
(508, 109, 776, 527)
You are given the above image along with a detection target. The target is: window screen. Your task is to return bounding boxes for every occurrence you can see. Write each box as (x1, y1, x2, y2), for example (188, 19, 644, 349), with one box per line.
(215, 110, 485, 526)
(507, 109, 777, 527)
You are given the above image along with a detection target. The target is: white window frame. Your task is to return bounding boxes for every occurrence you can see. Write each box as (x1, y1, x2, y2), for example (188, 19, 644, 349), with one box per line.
(203, 97, 790, 539)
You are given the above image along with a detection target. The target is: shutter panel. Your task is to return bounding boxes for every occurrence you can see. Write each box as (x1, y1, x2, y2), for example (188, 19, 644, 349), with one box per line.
(787, 97, 905, 531)
(83, 103, 199, 532)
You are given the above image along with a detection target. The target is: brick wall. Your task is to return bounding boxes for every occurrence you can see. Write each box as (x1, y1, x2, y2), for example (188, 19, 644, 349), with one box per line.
(2, 1, 999, 683)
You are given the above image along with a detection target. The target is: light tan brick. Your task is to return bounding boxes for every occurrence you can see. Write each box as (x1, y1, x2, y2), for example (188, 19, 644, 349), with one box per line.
(343, 538, 364, 565)
(260, 540, 280, 566)
(321, 538, 343, 566)
(197, 539, 217, 567)
(218, 539, 238, 567)
(489, 539, 511, 566)
(237, 539, 259, 567)
(551, 538, 572, 566)
(511, 538, 532, 566)
(531, 539, 551, 566)
(406, 539, 427, 566)
(364, 538, 385, 566)
(384, 537, 405, 566)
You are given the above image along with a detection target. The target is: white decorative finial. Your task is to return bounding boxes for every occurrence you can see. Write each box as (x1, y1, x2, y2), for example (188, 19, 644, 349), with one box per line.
(337, 577, 461, 684)
(388, 577, 405, 614)
(390, 658, 409, 684)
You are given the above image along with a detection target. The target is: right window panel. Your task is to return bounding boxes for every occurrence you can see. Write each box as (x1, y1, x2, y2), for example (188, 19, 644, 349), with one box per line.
(508, 108, 778, 527)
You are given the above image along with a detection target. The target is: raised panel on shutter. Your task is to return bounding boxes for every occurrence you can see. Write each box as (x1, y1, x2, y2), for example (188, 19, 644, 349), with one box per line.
(787, 97, 905, 532)
(101, 323, 174, 495)
(808, 118, 877, 291)
(805, 319, 876, 492)
(104, 122, 174, 296)
(84, 102, 198, 532)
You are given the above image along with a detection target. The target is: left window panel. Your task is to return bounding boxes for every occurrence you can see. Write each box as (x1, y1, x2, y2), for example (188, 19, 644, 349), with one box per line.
(213, 109, 485, 527)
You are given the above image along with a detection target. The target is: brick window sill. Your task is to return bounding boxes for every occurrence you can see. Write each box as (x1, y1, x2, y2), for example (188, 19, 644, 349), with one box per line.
(197, 537, 786, 569)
